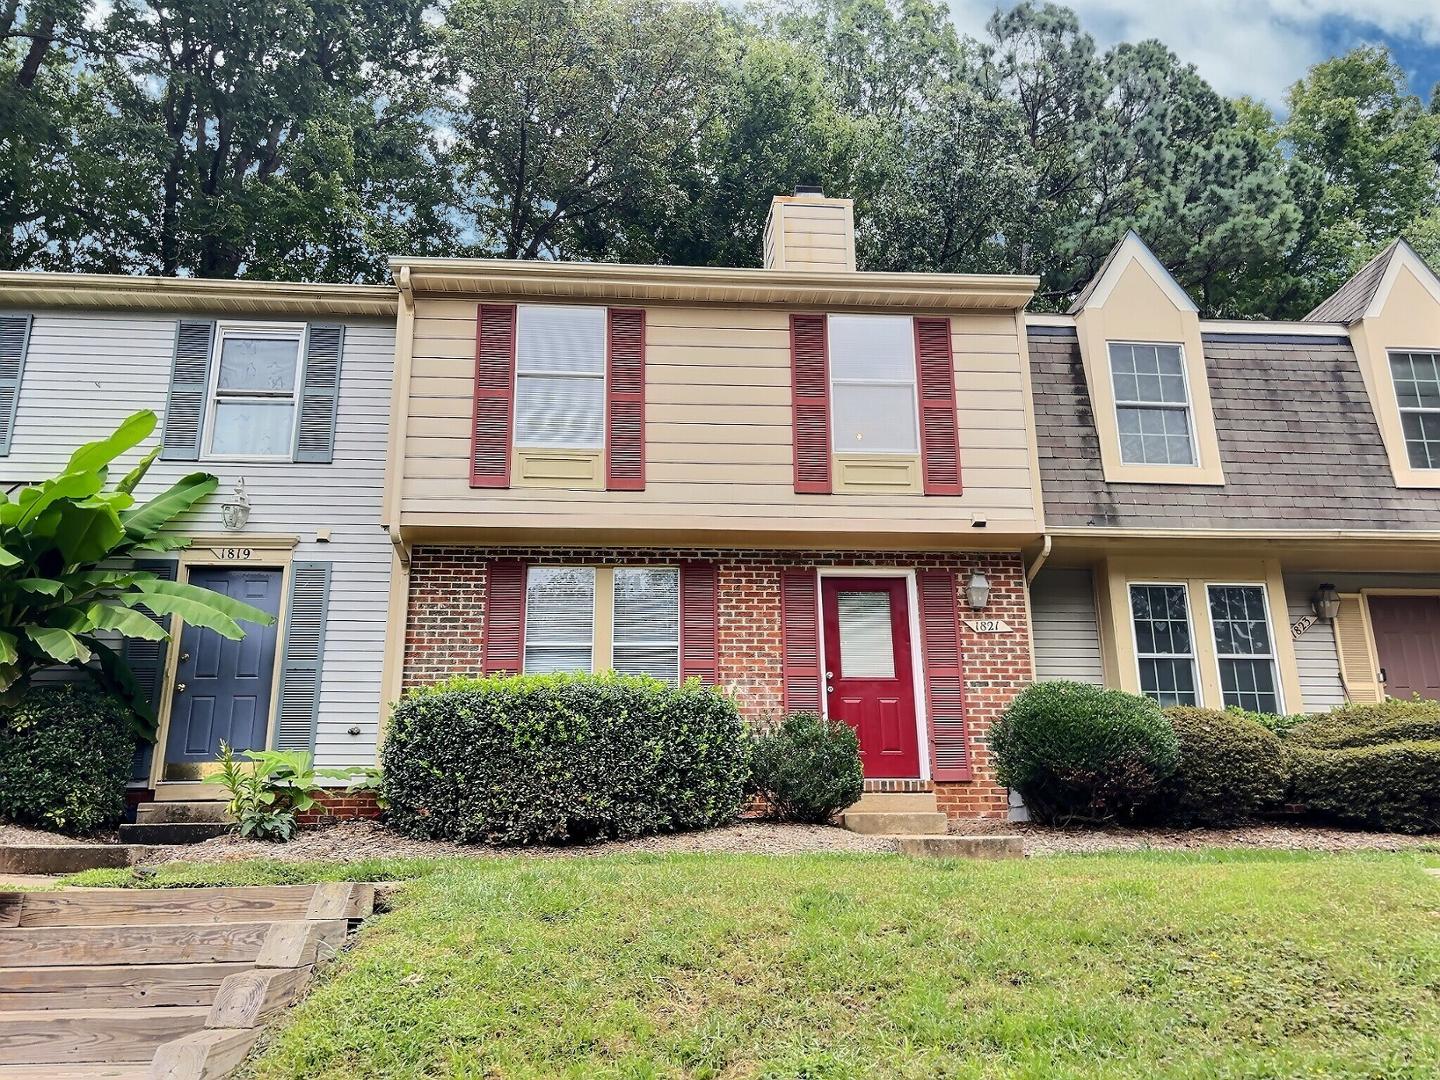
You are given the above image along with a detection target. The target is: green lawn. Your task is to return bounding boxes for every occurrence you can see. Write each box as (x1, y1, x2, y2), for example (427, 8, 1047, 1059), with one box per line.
(126, 849, 1438, 1080)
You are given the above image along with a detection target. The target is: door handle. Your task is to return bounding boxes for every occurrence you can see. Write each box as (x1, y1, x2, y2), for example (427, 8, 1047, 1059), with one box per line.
(1378, 668, 1387, 684)
(174, 682, 187, 693)
(826, 686, 833, 693)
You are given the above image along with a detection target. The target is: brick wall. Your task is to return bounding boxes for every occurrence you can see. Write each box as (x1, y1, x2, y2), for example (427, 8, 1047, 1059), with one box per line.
(403, 545, 1032, 820)
(298, 790, 383, 826)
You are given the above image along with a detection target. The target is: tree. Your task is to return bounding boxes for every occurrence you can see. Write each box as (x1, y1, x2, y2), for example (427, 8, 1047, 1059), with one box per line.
(0, 411, 273, 733)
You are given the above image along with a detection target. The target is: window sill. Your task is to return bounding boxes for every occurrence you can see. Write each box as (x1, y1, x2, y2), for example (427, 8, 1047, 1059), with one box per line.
(832, 452, 922, 494)
(1100, 459, 1225, 486)
(512, 446, 604, 489)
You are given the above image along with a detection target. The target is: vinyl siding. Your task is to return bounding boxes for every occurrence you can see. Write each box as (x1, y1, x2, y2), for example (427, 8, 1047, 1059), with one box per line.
(1283, 577, 1345, 713)
(401, 301, 1041, 538)
(1029, 568, 1105, 684)
(3, 310, 394, 767)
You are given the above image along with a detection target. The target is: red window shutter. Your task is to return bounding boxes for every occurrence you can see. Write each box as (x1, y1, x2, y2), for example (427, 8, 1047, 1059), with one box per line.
(606, 307, 646, 490)
(917, 569, 970, 780)
(680, 561, 718, 684)
(481, 559, 526, 675)
(779, 567, 822, 712)
(789, 313, 831, 493)
(470, 304, 516, 488)
(913, 317, 962, 495)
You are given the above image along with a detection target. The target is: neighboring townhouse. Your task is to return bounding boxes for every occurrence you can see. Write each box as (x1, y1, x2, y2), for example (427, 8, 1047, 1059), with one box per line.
(381, 190, 1046, 819)
(0, 273, 398, 805)
(1026, 233, 1440, 714)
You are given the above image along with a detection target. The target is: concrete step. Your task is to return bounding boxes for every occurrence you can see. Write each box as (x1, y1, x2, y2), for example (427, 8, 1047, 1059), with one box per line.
(134, 801, 229, 825)
(840, 810, 949, 836)
(0, 1005, 210, 1064)
(117, 822, 229, 846)
(896, 835, 1024, 859)
(846, 791, 938, 814)
(0, 847, 132, 877)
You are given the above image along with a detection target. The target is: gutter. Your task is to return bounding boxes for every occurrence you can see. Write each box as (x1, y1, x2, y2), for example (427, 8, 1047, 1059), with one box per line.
(1025, 534, 1052, 584)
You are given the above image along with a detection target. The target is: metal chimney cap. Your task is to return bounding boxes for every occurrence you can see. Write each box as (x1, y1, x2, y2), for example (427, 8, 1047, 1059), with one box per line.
(793, 184, 825, 196)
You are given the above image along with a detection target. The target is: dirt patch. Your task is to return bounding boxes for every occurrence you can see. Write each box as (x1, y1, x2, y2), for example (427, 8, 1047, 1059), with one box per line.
(133, 820, 899, 865)
(956, 818, 1440, 856)
(0, 824, 104, 847)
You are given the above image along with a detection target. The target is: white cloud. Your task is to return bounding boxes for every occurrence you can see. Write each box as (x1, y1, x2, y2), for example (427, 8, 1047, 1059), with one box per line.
(948, 1, 1440, 106)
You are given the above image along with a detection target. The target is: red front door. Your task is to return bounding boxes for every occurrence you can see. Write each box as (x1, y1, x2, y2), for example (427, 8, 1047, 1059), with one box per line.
(1368, 595, 1440, 701)
(821, 577, 921, 778)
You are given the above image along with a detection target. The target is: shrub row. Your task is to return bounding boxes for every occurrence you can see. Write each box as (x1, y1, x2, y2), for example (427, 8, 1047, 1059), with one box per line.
(995, 683, 1440, 833)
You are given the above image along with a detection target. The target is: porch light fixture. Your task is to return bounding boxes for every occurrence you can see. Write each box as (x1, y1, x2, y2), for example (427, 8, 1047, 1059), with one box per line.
(219, 478, 250, 531)
(966, 571, 991, 611)
(1312, 583, 1341, 621)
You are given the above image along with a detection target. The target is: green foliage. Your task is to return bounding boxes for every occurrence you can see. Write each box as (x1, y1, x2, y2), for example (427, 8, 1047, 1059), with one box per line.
(1229, 706, 1309, 737)
(1286, 698, 1440, 749)
(0, 682, 134, 835)
(216, 743, 347, 842)
(0, 411, 273, 734)
(1289, 740, 1440, 834)
(749, 711, 863, 823)
(382, 673, 749, 845)
(991, 681, 1179, 825)
(1155, 707, 1289, 826)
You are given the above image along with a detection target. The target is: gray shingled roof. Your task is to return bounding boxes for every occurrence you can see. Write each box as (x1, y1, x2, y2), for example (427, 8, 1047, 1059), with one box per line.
(1304, 241, 1400, 324)
(1028, 326, 1440, 530)
(1065, 235, 1128, 316)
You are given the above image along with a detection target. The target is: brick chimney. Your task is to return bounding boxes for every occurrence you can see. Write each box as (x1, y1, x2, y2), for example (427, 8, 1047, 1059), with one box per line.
(762, 187, 856, 272)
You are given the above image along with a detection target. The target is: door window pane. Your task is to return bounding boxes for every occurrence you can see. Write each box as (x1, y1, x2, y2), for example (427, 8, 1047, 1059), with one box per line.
(1130, 584, 1198, 706)
(514, 306, 606, 449)
(828, 315, 918, 454)
(1208, 584, 1280, 713)
(837, 590, 895, 678)
(523, 567, 595, 674)
(1109, 342, 1196, 466)
(612, 567, 679, 684)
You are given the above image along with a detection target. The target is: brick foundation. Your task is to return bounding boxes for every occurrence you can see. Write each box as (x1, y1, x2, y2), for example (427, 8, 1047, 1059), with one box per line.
(298, 790, 384, 825)
(402, 545, 1033, 820)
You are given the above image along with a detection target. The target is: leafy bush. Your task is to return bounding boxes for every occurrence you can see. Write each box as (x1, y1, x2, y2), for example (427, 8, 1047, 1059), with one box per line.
(216, 743, 342, 842)
(1289, 741, 1440, 833)
(0, 682, 134, 835)
(1154, 707, 1289, 825)
(1229, 707, 1309, 737)
(991, 681, 1179, 825)
(1286, 698, 1440, 750)
(382, 673, 749, 845)
(749, 712, 863, 823)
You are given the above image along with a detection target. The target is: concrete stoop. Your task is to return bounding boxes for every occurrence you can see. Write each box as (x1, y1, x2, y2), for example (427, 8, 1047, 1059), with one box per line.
(117, 822, 230, 845)
(0, 846, 140, 876)
(841, 811, 950, 836)
(895, 835, 1024, 859)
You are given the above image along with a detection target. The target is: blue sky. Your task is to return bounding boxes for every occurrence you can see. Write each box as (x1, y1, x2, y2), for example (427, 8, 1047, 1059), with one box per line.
(948, 2, 1440, 109)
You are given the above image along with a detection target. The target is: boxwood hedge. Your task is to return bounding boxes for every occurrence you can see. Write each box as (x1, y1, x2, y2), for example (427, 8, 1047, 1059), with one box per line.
(381, 673, 750, 845)
(1156, 707, 1288, 825)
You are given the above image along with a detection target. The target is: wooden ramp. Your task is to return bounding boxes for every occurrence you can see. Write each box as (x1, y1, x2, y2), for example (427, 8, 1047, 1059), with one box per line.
(0, 882, 374, 1080)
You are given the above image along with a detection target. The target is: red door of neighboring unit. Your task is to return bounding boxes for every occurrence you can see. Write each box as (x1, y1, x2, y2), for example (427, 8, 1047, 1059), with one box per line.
(821, 577, 921, 777)
(1368, 595, 1440, 702)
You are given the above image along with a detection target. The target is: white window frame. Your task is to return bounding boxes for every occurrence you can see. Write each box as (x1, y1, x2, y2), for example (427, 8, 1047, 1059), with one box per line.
(827, 314, 920, 456)
(513, 304, 607, 451)
(520, 565, 683, 682)
(1387, 349, 1440, 470)
(522, 566, 597, 675)
(1128, 581, 1201, 707)
(1205, 581, 1284, 714)
(203, 322, 307, 461)
(610, 566, 681, 685)
(1108, 340, 1199, 468)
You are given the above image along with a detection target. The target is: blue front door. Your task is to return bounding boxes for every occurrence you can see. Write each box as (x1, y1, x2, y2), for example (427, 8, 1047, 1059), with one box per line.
(163, 568, 284, 780)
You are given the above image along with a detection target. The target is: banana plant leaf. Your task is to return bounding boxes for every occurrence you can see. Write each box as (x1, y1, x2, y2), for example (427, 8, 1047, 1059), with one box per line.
(24, 625, 91, 665)
(133, 577, 275, 628)
(66, 411, 155, 476)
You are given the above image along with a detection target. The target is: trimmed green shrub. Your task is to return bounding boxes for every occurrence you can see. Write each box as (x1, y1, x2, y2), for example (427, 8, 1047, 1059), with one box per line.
(1229, 707, 1309, 738)
(1286, 698, 1440, 750)
(991, 681, 1179, 825)
(1289, 740, 1440, 833)
(382, 673, 749, 845)
(1155, 707, 1288, 825)
(0, 683, 134, 836)
(749, 712, 863, 823)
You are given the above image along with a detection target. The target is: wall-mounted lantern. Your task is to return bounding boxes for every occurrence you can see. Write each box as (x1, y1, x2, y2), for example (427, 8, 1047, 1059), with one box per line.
(219, 478, 251, 531)
(1312, 583, 1341, 621)
(967, 571, 991, 611)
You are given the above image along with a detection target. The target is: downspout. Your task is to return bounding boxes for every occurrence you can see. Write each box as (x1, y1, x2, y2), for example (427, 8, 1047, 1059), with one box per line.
(1025, 534, 1052, 584)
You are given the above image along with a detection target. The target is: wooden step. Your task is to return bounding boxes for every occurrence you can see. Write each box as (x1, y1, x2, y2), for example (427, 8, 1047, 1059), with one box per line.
(0, 1064, 149, 1078)
(0, 963, 249, 1011)
(6, 885, 345, 928)
(0, 922, 280, 968)
(0, 1006, 209, 1064)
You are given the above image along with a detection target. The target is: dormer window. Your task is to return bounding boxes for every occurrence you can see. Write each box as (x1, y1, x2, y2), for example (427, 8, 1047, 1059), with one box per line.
(1388, 350, 1440, 469)
(1108, 342, 1196, 467)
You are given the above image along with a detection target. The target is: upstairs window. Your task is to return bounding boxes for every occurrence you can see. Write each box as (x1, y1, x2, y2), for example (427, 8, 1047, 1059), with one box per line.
(1108, 342, 1195, 467)
(1129, 583, 1198, 706)
(1389, 351, 1440, 469)
(208, 326, 304, 458)
(828, 315, 918, 454)
(513, 305, 606, 449)
(1207, 585, 1280, 714)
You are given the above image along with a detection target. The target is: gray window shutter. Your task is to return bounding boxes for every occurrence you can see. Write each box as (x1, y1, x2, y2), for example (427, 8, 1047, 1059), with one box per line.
(0, 314, 33, 456)
(125, 559, 177, 783)
(274, 561, 331, 751)
(294, 323, 344, 463)
(161, 320, 215, 461)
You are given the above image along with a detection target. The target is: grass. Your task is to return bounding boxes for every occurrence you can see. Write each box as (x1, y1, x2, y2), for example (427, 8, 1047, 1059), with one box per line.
(172, 848, 1440, 1079)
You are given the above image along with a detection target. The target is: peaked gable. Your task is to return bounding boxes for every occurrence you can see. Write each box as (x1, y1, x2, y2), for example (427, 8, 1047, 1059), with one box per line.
(1067, 231, 1198, 316)
(1305, 239, 1440, 325)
